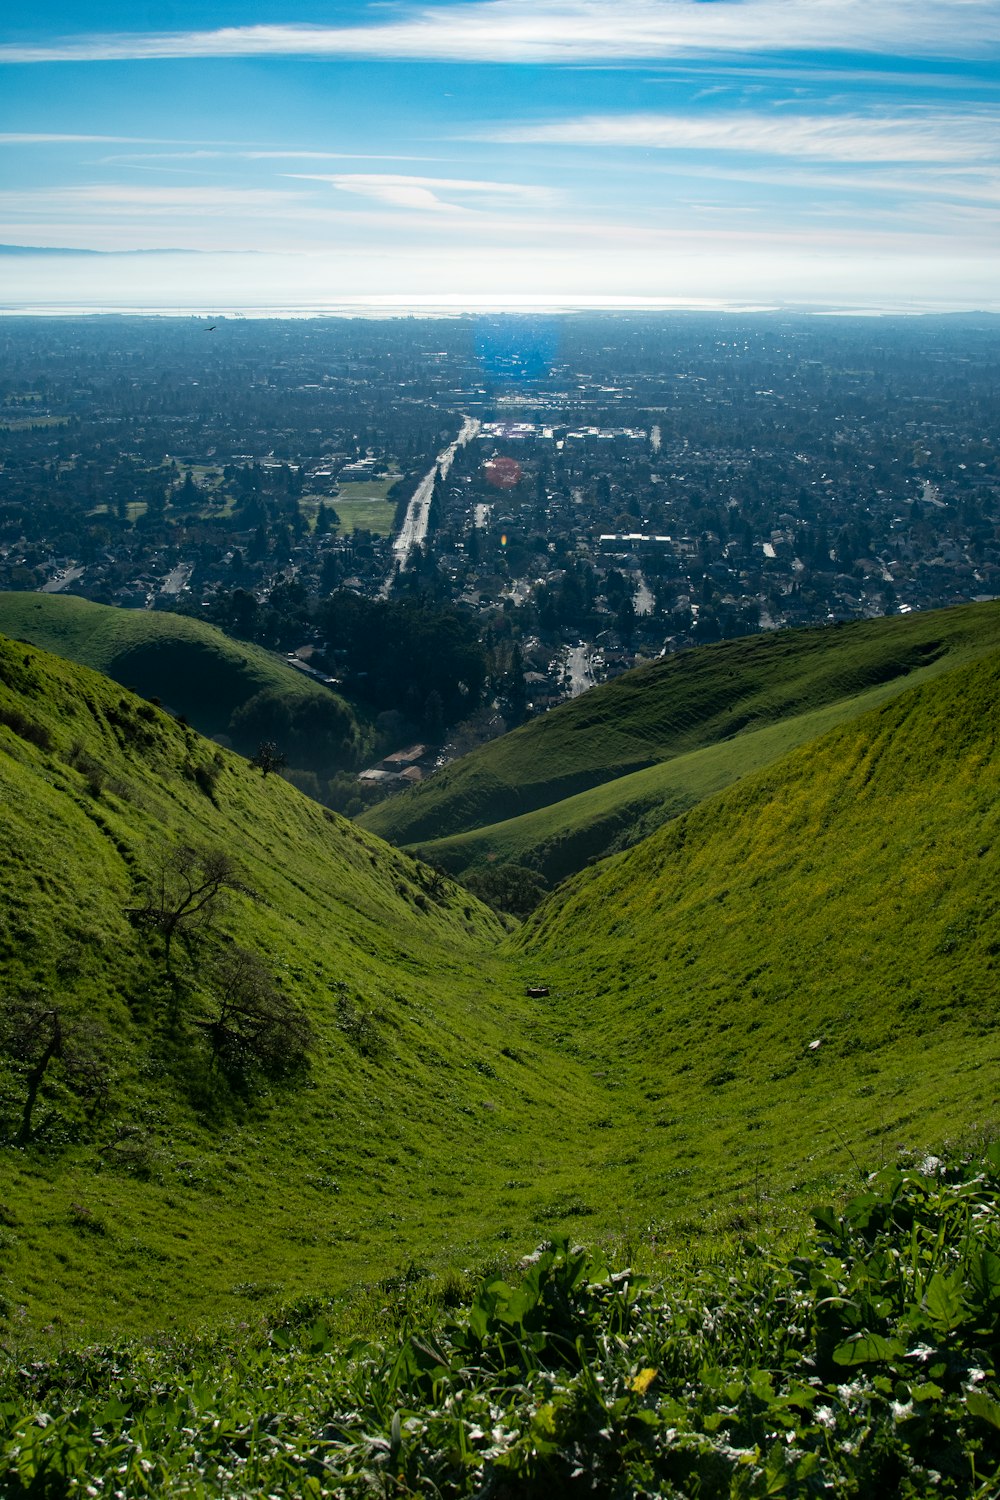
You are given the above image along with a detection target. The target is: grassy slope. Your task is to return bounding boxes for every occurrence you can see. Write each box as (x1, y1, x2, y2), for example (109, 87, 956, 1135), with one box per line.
(510, 648, 1000, 1235)
(414, 669, 954, 883)
(362, 602, 1000, 873)
(3, 626, 1000, 1345)
(0, 634, 601, 1335)
(0, 591, 368, 758)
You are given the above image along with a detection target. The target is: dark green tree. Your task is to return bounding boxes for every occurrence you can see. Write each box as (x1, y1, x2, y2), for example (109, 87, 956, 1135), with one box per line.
(0, 996, 109, 1146)
(462, 863, 549, 919)
(251, 740, 287, 778)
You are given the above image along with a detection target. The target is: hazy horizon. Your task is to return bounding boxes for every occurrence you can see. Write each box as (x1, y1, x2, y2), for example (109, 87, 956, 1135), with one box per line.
(2, 1, 998, 313)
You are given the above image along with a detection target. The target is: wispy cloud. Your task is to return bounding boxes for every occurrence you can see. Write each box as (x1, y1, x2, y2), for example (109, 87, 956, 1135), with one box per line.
(103, 150, 442, 163)
(0, 185, 307, 217)
(294, 173, 555, 213)
(642, 60, 1000, 93)
(2, 1, 999, 66)
(0, 133, 196, 145)
(478, 109, 1000, 163)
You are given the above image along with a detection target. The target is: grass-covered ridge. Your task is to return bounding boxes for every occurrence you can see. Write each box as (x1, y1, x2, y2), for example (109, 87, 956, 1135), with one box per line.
(0, 591, 370, 774)
(0, 632, 601, 1332)
(362, 601, 1000, 878)
(4, 1151, 999, 1496)
(412, 673, 948, 886)
(512, 646, 1000, 1223)
(2, 616, 999, 1361)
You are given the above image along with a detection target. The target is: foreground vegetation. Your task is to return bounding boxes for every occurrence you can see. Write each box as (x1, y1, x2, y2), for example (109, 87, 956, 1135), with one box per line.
(3, 1151, 998, 1497)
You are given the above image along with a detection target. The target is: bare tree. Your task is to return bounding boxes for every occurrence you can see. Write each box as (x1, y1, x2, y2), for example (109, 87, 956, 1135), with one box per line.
(127, 844, 241, 971)
(201, 946, 312, 1079)
(1, 995, 110, 1145)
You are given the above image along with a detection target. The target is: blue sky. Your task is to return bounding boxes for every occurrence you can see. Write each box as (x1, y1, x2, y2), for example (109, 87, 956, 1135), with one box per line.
(1, 0, 998, 311)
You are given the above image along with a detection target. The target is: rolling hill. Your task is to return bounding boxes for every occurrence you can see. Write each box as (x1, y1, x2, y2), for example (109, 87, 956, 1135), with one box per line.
(0, 591, 371, 776)
(0, 631, 598, 1333)
(361, 601, 1000, 883)
(514, 645, 1000, 1224)
(1, 614, 999, 1347)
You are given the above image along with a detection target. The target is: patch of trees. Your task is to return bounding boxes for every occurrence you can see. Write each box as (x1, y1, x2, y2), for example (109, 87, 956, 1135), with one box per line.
(460, 863, 549, 919)
(126, 843, 243, 973)
(126, 845, 313, 1092)
(200, 946, 312, 1083)
(316, 591, 487, 734)
(228, 688, 361, 772)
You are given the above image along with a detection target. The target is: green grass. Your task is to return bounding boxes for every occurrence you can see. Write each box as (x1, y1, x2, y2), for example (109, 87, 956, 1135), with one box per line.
(336, 477, 396, 502)
(300, 489, 395, 534)
(0, 592, 371, 772)
(332, 498, 397, 535)
(362, 602, 1000, 875)
(2, 612, 1000, 1357)
(511, 647, 1000, 1226)
(0, 635, 599, 1334)
(413, 667, 960, 883)
(5, 1154, 999, 1496)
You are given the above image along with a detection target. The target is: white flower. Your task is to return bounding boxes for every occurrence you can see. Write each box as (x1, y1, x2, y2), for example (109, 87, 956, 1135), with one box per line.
(906, 1344, 935, 1363)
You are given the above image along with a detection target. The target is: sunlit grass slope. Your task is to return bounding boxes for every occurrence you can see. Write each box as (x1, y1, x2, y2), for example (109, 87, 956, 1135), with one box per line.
(0, 634, 601, 1334)
(0, 591, 369, 768)
(510, 649, 1000, 1234)
(362, 602, 1000, 873)
(3, 625, 999, 1347)
(413, 670, 960, 884)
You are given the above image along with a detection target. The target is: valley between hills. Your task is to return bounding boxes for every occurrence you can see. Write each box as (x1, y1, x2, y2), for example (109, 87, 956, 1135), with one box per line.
(1, 601, 998, 1495)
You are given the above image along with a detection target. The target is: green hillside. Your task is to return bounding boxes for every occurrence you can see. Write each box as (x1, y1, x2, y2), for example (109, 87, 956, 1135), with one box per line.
(0, 632, 598, 1334)
(413, 671, 953, 884)
(2, 623, 999, 1351)
(362, 602, 1000, 879)
(0, 591, 370, 774)
(512, 647, 1000, 1226)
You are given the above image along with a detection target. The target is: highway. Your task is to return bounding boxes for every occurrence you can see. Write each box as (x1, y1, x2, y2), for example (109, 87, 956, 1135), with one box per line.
(384, 415, 479, 592)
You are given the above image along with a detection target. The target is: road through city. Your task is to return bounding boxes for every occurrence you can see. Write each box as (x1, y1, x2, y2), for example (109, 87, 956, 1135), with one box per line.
(385, 415, 479, 592)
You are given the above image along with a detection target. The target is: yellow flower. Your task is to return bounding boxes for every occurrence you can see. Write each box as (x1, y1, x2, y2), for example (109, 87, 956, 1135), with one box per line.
(630, 1367, 657, 1396)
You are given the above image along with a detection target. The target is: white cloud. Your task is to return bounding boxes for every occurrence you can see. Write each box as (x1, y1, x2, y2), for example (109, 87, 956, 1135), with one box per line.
(667, 156, 1000, 206)
(479, 109, 1000, 163)
(2, 0, 999, 66)
(295, 173, 554, 212)
(0, 184, 307, 219)
(325, 178, 457, 212)
(0, 133, 192, 144)
(102, 150, 442, 163)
